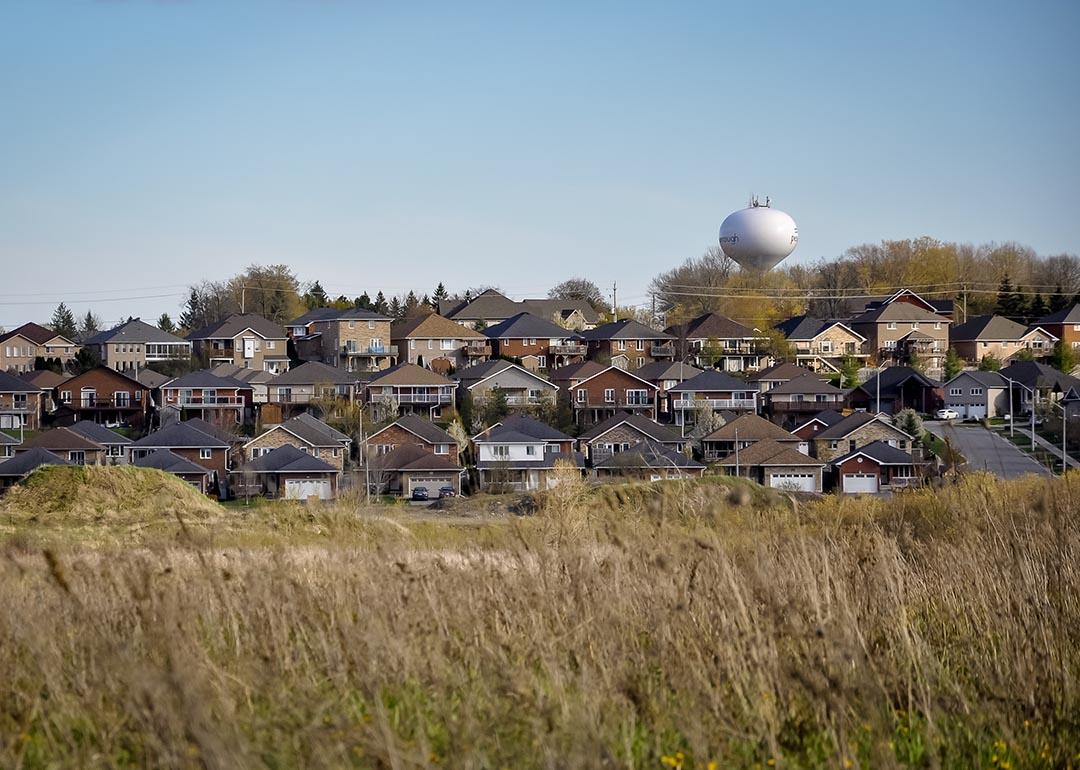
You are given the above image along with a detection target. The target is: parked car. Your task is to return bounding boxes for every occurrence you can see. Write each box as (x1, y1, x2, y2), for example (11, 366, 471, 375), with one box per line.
(438, 485, 456, 498)
(935, 408, 960, 420)
(411, 486, 429, 501)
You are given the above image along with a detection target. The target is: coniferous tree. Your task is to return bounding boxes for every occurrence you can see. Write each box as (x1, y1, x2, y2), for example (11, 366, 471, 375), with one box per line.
(178, 288, 204, 331)
(1049, 284, 1068, 313)
(304, 281, 328, 309)
(421, 294, 432, 310)
(839, 354, 862, 389)
(1049, 340, 1076, 373)
(943, 347, 963, 381)
(374, 291, 389, 315)
(994, 275, 1027, 320)
(78, 310, 102, 339)
(432, 282, 449, 308)
(50, 303, 78, 340)
(403, 291, 420, 317)
(355, 292, 373, 310)
(157, 313, 176, 334)
(389, 296, 403, 319)
(1028, 293, 1049, 322)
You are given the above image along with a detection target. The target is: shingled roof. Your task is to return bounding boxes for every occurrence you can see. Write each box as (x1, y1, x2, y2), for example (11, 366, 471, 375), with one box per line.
(0, 447, 70, 477)
(715, 439, 822, 467)
(580, 319, 672, 341)
(665, 312, 759, 340)
(765, 374, 845, 396)
(371, 444, 462, 472)
(667, 370, 750, 392)
(483, 312, 571, 340)
(185, 314, 285, 341)
(392, 312, 486, 340)
(0, 322, 72, 346)
(131, 421, 230, 449)
(84, 318, 189, 346)
(578, 412, 683, 444)
(132, 449, 210, 476)
(592, 440, 705, 471)
(704, 413, 797, 442)
(245, 444, 338, 473)
(269, 361, 359, 386)
(831, 440, 915, 466)
(366, 362, 455, 387)
(368, 414, 454, 446)
(0, 371, 41, 394)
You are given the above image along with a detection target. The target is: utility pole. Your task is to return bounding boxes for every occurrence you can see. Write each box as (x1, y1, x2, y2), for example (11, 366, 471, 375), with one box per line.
(241, 286, 246, 315)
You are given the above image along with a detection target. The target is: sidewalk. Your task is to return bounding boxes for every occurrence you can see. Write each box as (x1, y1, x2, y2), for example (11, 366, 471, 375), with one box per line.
(1029, 430, 1080, 470)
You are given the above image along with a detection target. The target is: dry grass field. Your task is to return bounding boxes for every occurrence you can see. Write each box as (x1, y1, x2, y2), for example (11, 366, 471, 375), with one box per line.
(0, 465, 1078, 769)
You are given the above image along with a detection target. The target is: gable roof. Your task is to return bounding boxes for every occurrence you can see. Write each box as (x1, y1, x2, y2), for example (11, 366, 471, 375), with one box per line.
(0, 370, 42, 394)
(748, 362, 820, 382)
(208, 363, 276, 385)
(371, 444, 462, 472)
(944, 370, 1009, 388)
(631, 361, 704, 383)
(368, 413, 454, 445)
(766, 373, 845, 396)
(133, 368, 172, 389)
(132, 449, 210, 476)
(269, 360, 359, 386)
(366, 362, 455, 387)
(0, 322, 75, 346)
(703, 413, 797, 442)
(178, 417, 243, 444)
(665, 312, 758, 340)
(392, 312, 487, 340)
(715, 438, 823, 467)
(831, 440, 916, 466)
(579, 318, 672, 341)
(186, 314, 285, 341)
(260, 413, 351, 447)
(1036, 304, 1080, 325)
(245, 444, 338, 473)
(475, 414, 572, 443)
(949, 314, 1029, 342)
(0, 447, 70, 477)
(455, 359, 556, 389)
(288, 307, 390, 325)
(998, 361, 1080, 392)
(84, 318, 189, 346)
(569, 365, 658, 391)
(63, 365, 149, 391)
(774, 315, 828, 340)
(483, 312, 571, 340)
(793, 409, 845, 432)
(66, 421, 132, 446)
(441, 289, 522, 321)
(164, 370, 253, 391)
(20, 427, 103, 452)
(17, 369, 69, 389)
(851, 302, 948, 324)
(815, 412, 911, 441)
(549, 360, 606, 382)
(592, 440, 705, 471)
(856, 366, 940, 396)
(577, 412, 683, 443)
(131, 421, 230, 449)
(667, 369, 751, 393)
(520, 298, 600, 325)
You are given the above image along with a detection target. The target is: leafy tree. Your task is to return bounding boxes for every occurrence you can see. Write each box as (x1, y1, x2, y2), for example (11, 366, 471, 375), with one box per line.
(1049, 340, 1076, 373)
(374, 291, 389, 315)
(907, 347, 924, 373)
(478, 387, 510, 427)
(1012, 346, 1036, 362)
(839, 354, 862, 389)
(756, 328, 794, 361)
(178, 280, 238, 331)
(473, 319, 487, 332)
(548, 278, 604, 309)
(943, 347, 963, 381)
(699, 337, 724, 368)
(50, 303, 78, 340)
(1028, 293, 1049, 322)
(432, 282, 450, 308)
(994, 275, 1027, 320)
(892, 408, 924, 439)
(687, 404, 727, 456)
(157, 313, 176, 334)
(229, 264, 305, 324)
(978, 353, 1002, 371)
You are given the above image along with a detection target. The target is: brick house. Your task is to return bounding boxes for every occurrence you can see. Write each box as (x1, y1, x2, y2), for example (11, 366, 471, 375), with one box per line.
(762, 374, 847, 428)
(483, 312, 586, 372)
(576, 412, 686, 463)
(83, 318, 192, 373)
(441, 289, 599, 331)
(366, 414, 459, 465)
(130, 421, 232, 495)
(0, 322, 78, 373)
(849, 367, 941, 415)
(132, 450, 212, 493)
(667, 370, 758, 428)
(811, 412, 917, 462)
(455, 360, 558, 411)
(55, 366, 153, 429)
(664, 312, 768, 372)
(949, 315, 1057, 365)
(715, 438, 825, 492)
(774, 316, 868, 373)
(17, 427, 108, 466)
(1034, 304, 1080, 354)
(748, 362, 826, 393)
(364, 363, 456, 421)
(186, 314, 289, 374)
(391, 312, 490, 372)
(590, 441, 706, 481)
(368, 444, 466, 497)
(849, 303, 950, 377)
(559, 364, 658, 426)
(0, 370, 45, 430)
(0, 448, 70, 490)
(243, 413, 352, 471)
(831, 441, 920, 494)
(790, 409, 845, 442)
(161, 370, 254, 427)
(237, 444, 340, 500)
(631, 361, 704, 421)
(580, 319, 675, 371)
(67, 420, 132, 463)
(288, 307, 396, 373)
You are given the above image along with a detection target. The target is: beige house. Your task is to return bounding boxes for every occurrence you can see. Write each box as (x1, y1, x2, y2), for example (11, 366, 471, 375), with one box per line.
(186, 314, 289, 374)
(391, 312, 490, 371)
(288, 308, 395, 372)
(242, 413, 352, 471)
(774, 316, 868, 373)
(949, 315, 1057, 364)
(811, 412, 916, 462)
(83, 318, 192, 373)
(0, 322, 78, 373)
(849, 302, 949, 377)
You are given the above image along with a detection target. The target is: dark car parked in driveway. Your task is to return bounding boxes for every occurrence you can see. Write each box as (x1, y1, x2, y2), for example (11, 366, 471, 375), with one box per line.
(438, 485, 456, 498)
(411, 486, 429, 501)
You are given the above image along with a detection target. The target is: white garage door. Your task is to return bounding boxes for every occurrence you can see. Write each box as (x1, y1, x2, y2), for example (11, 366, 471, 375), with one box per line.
(843, 473, 879, 494)
(769, 473, 817, 492)
(285, 479, 331, 500)
(965, 405, 986, 420)
(409, 476, 452, 493)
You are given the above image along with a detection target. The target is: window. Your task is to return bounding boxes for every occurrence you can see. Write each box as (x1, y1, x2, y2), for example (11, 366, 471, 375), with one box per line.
(970, 387, 983, 396)
(887, 322, 897, 330)
(576, 389, 586, 403)
(69, 451, 85, 465)
(636, 339, 644, 351)
(440, 339, 455, 350)
(616, 340, 626, 351)
(267, 341, 275, 350)
(203, 388, 216, 404)
(829, 440, 839, 450)
(911, 323, 918, 330)
(526, 338, 536, 346)
(199, 448, 212, 460)
(311, 448, 320, 458)
(935, 322, 942, 330)
(949, 387, 962, 396)
(528, 388, 543, 401)
(1073, 324, 1080, 332)
(368, 320, 375, 330)
(626, 389, 649, 405)
(348, 321, 355, 329)
(537, 356, 546, 369)
(427, 339, 433, 349)
(333, 448, 340, 457)
(603, 388, 615, 403)
(492, 445, 510, 458)
(526, 445, 536, 456)
(820, 340, 833, 353)
(60, 390, 71, 403)
(434, 444, 449, 455)
(135, 391, 142, 401)
(375, 444, 396, 455)
(409, 340, 416, 350)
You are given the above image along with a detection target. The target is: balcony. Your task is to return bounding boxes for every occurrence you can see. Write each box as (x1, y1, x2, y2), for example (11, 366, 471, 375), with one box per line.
(650, 343, 676, 357)
(550, 343, 587, 356)
(343, 344, 398, 357)
(505, 394, 553, 406)
(386, 391, 453, 404)
(173, 396, 246, 406)
(77, 396, 140, 410)
(671, 397, 757, 410)
(464, 342, 492, 357)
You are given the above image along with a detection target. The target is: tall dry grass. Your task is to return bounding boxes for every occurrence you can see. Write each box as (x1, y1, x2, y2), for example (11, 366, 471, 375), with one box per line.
(0, 471, 1077, 769)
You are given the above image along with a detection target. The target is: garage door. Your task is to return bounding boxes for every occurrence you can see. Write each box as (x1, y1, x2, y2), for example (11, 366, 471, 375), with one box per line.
(842, 473, 879, 494)
(285, 479, 331, 500)
(769, 473, 817, 492)
(409, 476, 452, 494)
(965, 405, 986, 420)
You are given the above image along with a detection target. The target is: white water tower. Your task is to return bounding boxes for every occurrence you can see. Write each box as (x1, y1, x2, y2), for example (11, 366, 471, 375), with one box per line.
(718, 196, 799, 271)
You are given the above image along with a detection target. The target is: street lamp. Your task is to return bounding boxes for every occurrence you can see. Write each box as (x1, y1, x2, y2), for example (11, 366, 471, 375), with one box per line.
(1042, 396, 1069, 474)
(1003, 376, 1036, 451)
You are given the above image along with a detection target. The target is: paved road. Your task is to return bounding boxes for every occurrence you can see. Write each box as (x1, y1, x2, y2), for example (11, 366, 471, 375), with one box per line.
(925, 421, 1052, 479)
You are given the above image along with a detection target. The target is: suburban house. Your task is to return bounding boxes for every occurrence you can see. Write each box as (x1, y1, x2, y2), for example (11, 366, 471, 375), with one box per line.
(288, 307, 396, 372)
(0, 322, 78, 373)
(715, 438, 825, 492)
(243, 413, 352, 471)
(948, 315, 1058, 364)
(811, 412, 916, 462)
(55, 366, 153, 429)
(0, 371, 44, 430)
(848, 367, 941, 415)
(186, 314, 290, 374)
(366, 414, 459, 465)
(67, 420, 132, 463)
(236, 444, 340, 500)
(1062, 387, 1080, 420)
(631, 361, 703, 420)
(845, 290, 954, 322)
(1034, 304, 1080, 352)
(0, 432, 18, 459)
(368, 444, 465, 497)
(590, 441, 706, 481)
(831, 441, 921, 494)
(160, 371, 253, 426)
(518, 298, 600, 331)
(209, 363, 274, 405)
(130, 421, 231, 495)
(266, 361, 360, 413)
(748, 362, 825, 393)
(849, 302, 950, 377)
(473, 415, 582, 492)
(17, 427, 108, 466)
(455, 360, 558, 410)
(997, 361, 1080, 412)
(364, 363, 456, 421)
(0, 448, 70, 491)
(942, 371, 1010, 419)
(132, 449, 212, 493)
(82, 319, 192, 373)
(579, 319, 675, 370)
(483, 313, 586, 372)
(133, 367, 172, 392)
(440, 289, 599, 331)
(667, 370, 758, 427)
(557, 364, 659, 426)
(761, 374, 846, 427)
(391, 312, 490, 372)
(773, 316, 868, 373)
(700, 413, 805, 462)
(664, 312, 768, 372)
(576, 412, 686, 463)
(790, 409, 845, 442)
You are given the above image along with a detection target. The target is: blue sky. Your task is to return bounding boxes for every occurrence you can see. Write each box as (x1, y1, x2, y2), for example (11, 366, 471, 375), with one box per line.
(1, 1, 1078, 326)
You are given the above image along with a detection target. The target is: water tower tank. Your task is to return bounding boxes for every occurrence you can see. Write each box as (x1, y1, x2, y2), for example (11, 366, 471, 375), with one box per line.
(718, 198, 798, 271)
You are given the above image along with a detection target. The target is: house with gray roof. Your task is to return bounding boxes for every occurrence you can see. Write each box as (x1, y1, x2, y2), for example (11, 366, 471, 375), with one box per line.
(66, 420, 132, 463)
(831, 440, 921, 494)
(762, 373, 847, 427)
(366, 443, 466, 497)
(130, 421, 231, 495)
(0, 370, 44, 431)
(590, 439, 705, 481)
(774, 315, 868, 373)
(483, 312, 586, 372)
(455, 359, 558, 411)
(235, 444, 340, 501)
(667, 369, 757, 427)
(701, 413, 804, 461)
(473, 415, 582, 492)
(441, 289, 599, 332)
(791, 409, 845, 441)
(0, 430, 19, 460)
(812, 412, 916, 462)
(580, 319, 674, 371)
(186, 313, 289, 374)
(83, 319, 192, 374)
(714, 438, 825, 492)
(849, 302, 950, 377)
(287, 307, 396, 374)
(576, 412, 686, 462)
(0, 447, 70, 490)
(161, 370, 254, 427)
(664, 312, 768, 371)
(243, 413, 352, 470)
(942, 370, 1010, 419)
(132, 449, 212, 493)
(266, 360, 362, 413)
(366, 414, 458, 465)
(949, 314, 1057, 365)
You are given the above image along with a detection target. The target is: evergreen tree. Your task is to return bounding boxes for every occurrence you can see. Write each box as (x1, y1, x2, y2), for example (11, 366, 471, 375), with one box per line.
(994, 275, 1026, 320)
(943, 347, 963, 381)
(178, 288, 204, 331)
(432, 282, 449, 308)
(355, 292, 372, 310)
(50, 303, 78, 340)
(67, 346, 101, 375)
(1049, 340, 1076, 373)
(1049, 284, 1068, 313)
(1029, 293, 1049, 322)
(374, 291, 389, 315)
(839, 354, 862, 389)
(421, 294, 432, 310)
(388, 296, 403, 319)
(78, 310, 102, 339)
(304, 281, 328, 309)
(157, 313, 176, 334)
(403, 291, 420, 317)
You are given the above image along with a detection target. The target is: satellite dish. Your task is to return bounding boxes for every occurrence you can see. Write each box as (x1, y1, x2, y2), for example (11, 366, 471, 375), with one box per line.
(719, 197, 798, 271)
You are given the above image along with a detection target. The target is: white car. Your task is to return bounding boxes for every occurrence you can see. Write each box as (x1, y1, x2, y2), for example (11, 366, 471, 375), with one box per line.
(935, 408, 960, 420)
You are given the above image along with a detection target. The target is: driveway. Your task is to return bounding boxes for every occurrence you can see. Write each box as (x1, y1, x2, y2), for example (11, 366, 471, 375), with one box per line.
(925, 421, 1051, 479)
